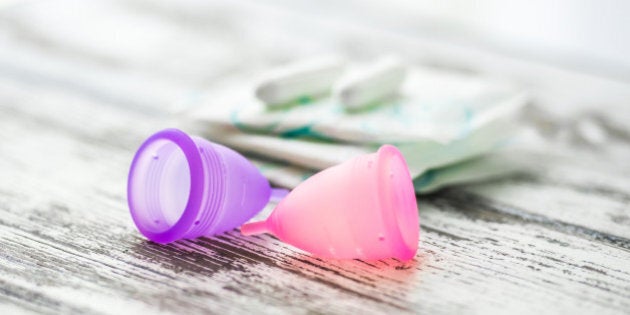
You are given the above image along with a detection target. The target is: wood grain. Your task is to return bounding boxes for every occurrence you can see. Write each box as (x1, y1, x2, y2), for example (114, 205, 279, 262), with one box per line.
(1, 1, 629, 314)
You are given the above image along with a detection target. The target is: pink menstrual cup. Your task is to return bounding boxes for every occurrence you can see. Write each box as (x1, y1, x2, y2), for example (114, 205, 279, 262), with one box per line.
(127, 128, 287, 244)
(241, 145, 419, 261)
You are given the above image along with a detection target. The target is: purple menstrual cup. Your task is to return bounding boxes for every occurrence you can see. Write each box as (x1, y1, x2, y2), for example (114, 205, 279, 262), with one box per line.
(127, 128, 281, 244)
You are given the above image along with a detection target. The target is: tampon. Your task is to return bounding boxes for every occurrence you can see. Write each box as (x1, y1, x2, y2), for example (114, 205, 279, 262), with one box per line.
(255, 56, 345, 107)
(335, 56, 406, 111)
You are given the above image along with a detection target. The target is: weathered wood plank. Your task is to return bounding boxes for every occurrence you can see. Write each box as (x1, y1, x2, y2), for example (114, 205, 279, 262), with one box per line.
(1, 70, 630, 314)
(0, 1, 629, 314)
(463, 156, 630, 241)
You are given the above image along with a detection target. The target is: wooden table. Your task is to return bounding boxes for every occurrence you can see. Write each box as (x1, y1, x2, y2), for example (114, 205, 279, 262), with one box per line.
(1, 1, 629, 314)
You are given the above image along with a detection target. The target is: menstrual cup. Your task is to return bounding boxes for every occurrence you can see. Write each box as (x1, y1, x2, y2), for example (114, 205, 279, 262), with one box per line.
(241, 145, 419, 261)
(127, 128, 286, 244)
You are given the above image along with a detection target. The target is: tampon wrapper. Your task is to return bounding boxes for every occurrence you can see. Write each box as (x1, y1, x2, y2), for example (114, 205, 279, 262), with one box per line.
(335, 56, 406, 110)
(255, 56, 345, 107)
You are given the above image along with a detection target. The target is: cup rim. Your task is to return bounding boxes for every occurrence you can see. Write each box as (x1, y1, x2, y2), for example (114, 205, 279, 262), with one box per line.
(376, 144, 419, 260)
(127, 128, 205, 243)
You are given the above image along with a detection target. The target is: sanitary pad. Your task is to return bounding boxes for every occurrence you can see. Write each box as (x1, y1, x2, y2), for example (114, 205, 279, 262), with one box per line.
(182, 66, 527, 193)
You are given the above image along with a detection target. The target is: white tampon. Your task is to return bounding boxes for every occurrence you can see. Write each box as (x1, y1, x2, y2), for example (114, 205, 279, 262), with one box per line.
(335, 56, 407, 110)
(255, 56, 345, 107)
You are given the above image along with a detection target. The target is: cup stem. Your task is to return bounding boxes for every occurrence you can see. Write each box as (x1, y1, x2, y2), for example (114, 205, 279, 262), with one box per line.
(240, 221, 270, 236)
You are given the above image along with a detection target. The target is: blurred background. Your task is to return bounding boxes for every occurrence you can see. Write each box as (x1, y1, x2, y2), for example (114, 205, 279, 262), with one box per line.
(2, 1, 630, 314)
(2, 0, 629, 147)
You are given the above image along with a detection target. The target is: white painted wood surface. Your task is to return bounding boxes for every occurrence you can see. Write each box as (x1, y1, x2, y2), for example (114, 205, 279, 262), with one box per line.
(1, 1, 629, 314)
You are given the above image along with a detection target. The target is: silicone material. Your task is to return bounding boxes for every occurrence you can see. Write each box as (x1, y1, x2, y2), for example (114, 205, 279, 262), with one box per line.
(127, 128, 285, 244)
(241, 145, 419, 261)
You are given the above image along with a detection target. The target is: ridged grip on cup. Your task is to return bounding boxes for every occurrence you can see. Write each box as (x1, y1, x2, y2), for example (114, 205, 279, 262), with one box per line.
(128, 129, 271, 243)
(241, 145, 419, 260)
